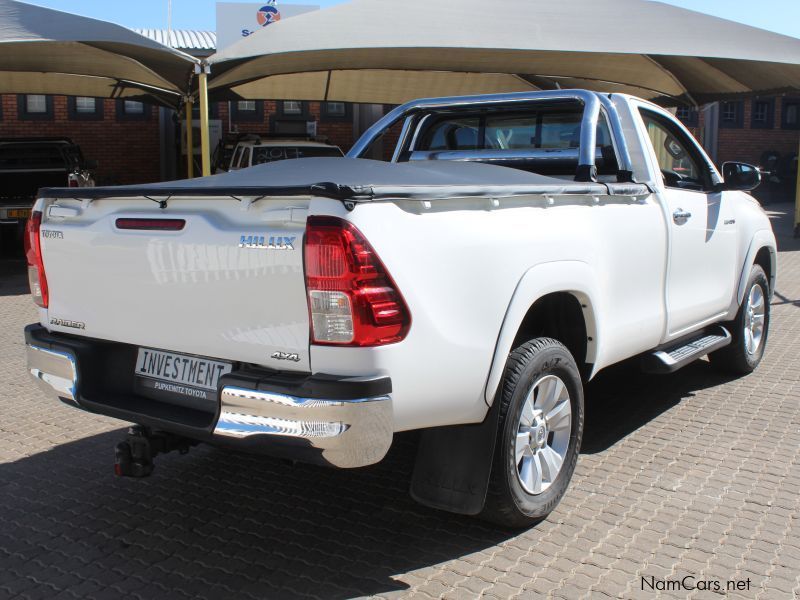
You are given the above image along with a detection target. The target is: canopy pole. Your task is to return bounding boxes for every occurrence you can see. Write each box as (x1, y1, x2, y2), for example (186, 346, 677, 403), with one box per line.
(185, 98, 194, 179)
(198, 64, 212, 177)
(795, 133, 800, 238)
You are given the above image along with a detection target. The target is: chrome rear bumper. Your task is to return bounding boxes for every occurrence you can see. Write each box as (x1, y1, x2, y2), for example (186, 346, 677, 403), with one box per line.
(25, 327, 393, 468)
(27, 344, 79, 403)
(216, 387, 392, 468)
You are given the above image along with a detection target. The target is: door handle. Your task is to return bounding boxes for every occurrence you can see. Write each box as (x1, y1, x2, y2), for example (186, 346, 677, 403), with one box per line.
(48, 205, 81, 219)
(672, 209, 692, 224)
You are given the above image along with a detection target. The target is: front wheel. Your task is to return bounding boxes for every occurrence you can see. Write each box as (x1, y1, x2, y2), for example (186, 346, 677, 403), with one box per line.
(710, 264, 770, 374)
(481, 338, 584, 528)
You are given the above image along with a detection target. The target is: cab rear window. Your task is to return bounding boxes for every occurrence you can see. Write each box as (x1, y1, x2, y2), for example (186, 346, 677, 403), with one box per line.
(419, 109, 612, 152)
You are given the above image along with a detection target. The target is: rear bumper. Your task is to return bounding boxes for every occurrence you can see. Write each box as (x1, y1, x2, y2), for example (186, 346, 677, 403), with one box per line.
(24, 324, 393, 468)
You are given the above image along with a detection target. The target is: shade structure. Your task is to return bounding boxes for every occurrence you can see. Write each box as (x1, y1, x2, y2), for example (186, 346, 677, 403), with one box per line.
(208, 0, 800, 105)
(0, 0, 197, 107)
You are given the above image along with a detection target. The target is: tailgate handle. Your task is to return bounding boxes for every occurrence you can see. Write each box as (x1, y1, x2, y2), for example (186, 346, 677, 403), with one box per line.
(48, 205, 81, 219)
(261, 207, 308, 224)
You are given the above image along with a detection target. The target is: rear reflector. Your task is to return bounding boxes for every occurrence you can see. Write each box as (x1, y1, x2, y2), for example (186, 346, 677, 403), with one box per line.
(24, 211, 48, 308)
(116, 218, 186, 231)
(304, 216, 410, 346)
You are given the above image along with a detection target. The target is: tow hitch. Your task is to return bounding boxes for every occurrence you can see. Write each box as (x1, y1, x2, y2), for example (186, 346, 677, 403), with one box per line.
(114, 426, 196, 478)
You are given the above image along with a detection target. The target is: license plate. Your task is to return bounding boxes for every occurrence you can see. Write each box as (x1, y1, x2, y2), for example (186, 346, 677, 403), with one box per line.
(8, 209, 30, 219)
(135, 348, 232, 396)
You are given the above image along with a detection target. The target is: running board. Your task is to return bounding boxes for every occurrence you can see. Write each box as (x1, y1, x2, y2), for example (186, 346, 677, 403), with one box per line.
(641, 326, 732, 374)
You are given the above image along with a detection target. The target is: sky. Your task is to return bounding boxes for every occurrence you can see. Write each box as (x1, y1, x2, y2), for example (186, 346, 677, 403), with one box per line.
(20, 0, 800, 40)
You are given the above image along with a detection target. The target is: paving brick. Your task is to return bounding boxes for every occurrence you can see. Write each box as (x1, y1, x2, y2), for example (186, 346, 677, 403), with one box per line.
(1, 201, 799, 599)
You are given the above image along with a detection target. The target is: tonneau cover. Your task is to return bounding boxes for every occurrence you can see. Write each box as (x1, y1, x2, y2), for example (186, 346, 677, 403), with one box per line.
(39, 157, 650, 202)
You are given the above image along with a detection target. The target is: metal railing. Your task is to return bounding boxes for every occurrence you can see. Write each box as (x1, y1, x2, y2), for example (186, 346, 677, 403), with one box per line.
(347, 90, 635, 183)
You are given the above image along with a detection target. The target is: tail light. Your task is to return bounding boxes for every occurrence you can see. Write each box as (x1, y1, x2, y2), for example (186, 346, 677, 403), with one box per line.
(24, 211, 48, 308)
(304, 216, 410, 346)
(68, 173, 79, 188)
(116, 218, 186, 231)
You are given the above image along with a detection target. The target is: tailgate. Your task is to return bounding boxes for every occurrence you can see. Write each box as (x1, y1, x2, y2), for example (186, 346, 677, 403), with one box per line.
(39, 196, 311, 372)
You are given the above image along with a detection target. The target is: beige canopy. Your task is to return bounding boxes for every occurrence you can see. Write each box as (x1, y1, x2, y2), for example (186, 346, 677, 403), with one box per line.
(208, 0, 800, 105)
(0, 0, 197, 106)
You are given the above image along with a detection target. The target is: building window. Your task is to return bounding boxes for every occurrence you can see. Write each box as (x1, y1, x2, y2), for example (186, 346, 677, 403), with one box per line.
(321, 101, 351, 122)
(18, 94, 54, 120)
(115, 99, 151, 121)
(124, 101, 144, 114)
(719, 100, 744, 128)
(26, 95, 47, 113)
(277, 101, 309, 118)
(76, 97, 96, 113)
(270, 101, 311, 135)
(282, 101, 303, 115)
(68, 96, 103, 121)
(675, 105, 698, 127)
(750, 98, 775, 129)
(782, 98, 800, 130)
(230, 99, 263, 122)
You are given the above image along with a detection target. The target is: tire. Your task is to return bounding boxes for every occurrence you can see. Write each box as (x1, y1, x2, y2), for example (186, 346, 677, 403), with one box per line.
(481, 338, 584, 528)
(709, 264, 770, 374)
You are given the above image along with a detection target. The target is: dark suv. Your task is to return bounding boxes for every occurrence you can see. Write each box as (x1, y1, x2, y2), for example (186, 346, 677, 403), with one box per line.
(0, 138, 95, 251)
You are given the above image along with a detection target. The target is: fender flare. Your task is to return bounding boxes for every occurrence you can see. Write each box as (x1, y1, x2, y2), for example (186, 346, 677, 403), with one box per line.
(736, 230, 777, 306)
(483, 261, 602, 406)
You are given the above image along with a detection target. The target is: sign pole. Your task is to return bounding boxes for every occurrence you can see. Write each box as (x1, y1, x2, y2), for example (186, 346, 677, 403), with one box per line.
(185, 98, 194, 179)
(198, 65, 212, 177)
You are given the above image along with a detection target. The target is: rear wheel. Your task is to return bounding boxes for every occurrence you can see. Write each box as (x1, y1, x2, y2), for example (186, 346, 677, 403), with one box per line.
(481, 338, 584, 528)
(710, 264, 770, 374)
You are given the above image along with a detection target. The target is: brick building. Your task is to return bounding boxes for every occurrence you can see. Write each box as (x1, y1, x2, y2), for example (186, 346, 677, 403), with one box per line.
(0, 93, 363, 185)
(678, 94, 800, 202)
(0, 94, 163, 186)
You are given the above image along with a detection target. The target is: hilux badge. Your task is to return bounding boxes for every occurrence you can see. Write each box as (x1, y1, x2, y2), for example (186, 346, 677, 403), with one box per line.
(239, 235, 295, 250)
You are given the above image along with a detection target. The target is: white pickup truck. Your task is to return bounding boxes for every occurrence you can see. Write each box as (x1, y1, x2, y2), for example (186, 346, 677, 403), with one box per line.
(25, 91, 776, 527)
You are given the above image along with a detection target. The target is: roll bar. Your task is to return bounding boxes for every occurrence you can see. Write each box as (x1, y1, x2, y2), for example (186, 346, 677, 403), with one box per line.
(347, 90, 635, 183)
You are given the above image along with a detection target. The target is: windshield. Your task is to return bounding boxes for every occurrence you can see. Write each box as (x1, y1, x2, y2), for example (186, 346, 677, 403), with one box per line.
(252, 146, 343, 165)
(0, 143, 76, 171)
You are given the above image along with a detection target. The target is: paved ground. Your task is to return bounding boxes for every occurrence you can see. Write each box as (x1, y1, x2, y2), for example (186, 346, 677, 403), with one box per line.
(1, 204, 799, 600)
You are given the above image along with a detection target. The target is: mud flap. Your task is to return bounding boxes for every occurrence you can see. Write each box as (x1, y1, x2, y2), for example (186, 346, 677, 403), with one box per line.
(410, 400, 501, 515)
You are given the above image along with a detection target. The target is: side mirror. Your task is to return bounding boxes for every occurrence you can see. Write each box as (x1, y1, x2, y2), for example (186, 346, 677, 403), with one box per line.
(718, 161, 761, 192)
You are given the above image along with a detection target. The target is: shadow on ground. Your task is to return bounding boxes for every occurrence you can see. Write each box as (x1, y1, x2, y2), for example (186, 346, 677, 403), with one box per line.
(581, 359, 738, 454)
(0, 359, 741, 598)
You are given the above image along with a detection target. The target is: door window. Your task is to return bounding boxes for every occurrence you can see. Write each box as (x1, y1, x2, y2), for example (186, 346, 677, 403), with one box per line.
(229, 146, 243, 170)
(639, 109, 712, 192)
(239, 147, 251, 169)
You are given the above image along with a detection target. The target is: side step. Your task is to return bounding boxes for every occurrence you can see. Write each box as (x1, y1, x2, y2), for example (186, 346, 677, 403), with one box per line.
(641, 326, 732, 374)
